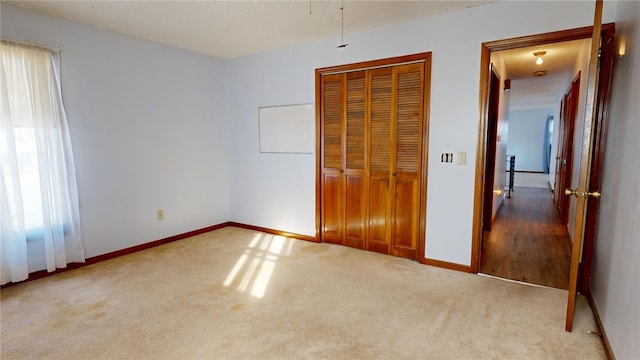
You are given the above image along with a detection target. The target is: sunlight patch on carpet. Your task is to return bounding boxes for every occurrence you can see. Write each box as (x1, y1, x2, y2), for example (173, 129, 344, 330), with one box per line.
(223, 232, 290, 298)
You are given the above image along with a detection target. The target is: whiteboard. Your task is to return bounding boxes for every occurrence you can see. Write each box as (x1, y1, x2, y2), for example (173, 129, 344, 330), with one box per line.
(259, 104, 315, 153)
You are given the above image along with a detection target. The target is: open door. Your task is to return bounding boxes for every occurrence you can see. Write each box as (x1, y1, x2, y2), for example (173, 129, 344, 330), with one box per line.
(472, 1, 615, 331)
(565, 0, 603, 332)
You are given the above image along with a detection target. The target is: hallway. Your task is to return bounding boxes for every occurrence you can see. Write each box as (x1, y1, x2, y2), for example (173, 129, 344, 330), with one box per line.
(480, 187, 572, 289)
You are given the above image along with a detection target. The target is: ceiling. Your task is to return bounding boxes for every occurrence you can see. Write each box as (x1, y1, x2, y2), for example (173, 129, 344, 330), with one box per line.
(6, 0, 589, 113)
(496, 38, 591, 110)
(7, 0, 494, 59)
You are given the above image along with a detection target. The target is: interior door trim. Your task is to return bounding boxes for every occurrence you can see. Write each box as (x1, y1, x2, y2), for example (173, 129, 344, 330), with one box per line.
(471, 23, 615, 273)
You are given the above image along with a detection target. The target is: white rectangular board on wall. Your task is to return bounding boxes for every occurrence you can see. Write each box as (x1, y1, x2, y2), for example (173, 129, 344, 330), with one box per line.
(259, 104, 315, 153)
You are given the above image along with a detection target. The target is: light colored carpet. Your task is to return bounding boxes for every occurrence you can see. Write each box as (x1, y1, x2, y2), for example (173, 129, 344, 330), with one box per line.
(1, 227, 605, 359)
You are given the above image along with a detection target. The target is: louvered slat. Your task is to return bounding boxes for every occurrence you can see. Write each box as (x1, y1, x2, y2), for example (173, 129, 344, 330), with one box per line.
(370, 70, 392, 172)
(395, 68, 422, 173)
(346, 72, 365, 170)
(323, 78, 343, 169)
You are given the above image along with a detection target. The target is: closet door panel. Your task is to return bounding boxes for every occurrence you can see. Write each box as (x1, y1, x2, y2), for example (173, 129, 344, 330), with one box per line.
(393, 174, 419, 258)
(344, 71, 367, 249)
(368, 176, 390, 254)
(321, 74, 344, 244)
(322, 172, 343, 244)
(345, 174, 365, 248)
(392, 63, 424, 259)
(367, 68, 393, 253)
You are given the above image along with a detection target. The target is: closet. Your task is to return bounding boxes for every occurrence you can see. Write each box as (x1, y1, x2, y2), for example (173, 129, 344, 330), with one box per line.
(316, 53, 431, 261)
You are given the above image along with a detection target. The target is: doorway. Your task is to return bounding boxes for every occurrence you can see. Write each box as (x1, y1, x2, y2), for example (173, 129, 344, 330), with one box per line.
(471, 24, 616, 292)
(481, 39, 589, 289)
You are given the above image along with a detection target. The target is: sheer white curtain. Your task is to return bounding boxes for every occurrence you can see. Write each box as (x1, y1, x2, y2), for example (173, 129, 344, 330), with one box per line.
(1, 41, 84, 285)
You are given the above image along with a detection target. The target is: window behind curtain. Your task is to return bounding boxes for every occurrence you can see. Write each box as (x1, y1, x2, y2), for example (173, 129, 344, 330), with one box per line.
(1, 40, 85, 284)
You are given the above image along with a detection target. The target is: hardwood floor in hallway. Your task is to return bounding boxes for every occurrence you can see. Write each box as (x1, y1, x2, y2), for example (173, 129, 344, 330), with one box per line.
(480, 186, 572, 289)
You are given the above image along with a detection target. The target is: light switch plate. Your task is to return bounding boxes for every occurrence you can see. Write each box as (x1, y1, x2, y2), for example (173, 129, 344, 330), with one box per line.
(458, 152, 467, 165)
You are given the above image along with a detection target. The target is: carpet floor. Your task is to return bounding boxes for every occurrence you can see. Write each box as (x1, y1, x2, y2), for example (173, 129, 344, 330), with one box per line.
(1, 227, 605, 359)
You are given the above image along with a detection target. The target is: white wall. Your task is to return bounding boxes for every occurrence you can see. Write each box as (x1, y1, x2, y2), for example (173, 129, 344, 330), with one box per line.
(1, 4, 230, 258)
(225, 1, 615, 265)
(507, 108, 553, 172)
(592, 1, 640, 359)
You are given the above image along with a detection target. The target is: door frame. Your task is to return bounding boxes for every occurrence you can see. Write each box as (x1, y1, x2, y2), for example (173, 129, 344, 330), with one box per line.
(471, 24, 615, 276)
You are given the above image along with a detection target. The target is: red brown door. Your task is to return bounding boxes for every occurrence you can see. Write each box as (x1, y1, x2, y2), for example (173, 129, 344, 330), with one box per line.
(482, 65, 501, 231)
(554, 73, 580, 226)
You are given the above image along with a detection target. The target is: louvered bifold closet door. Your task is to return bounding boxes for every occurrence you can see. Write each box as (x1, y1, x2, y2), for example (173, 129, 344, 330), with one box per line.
(367, 67, 394, 254)
(391, 63, 425, 259)
(344, 71, 367, 249)
(321, 74, 345, 244)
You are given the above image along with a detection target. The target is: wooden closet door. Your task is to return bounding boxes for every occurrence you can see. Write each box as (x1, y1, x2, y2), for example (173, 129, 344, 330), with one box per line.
(317, 52, 430, 261)
(367, 67, 394, 254)
(344, 71, 367, 249)
(391, 63, 424, 260)
(321, 74, 344, 244)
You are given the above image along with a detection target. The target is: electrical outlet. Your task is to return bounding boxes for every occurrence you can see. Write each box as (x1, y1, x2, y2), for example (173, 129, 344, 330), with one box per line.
(157, 209, 164, 221)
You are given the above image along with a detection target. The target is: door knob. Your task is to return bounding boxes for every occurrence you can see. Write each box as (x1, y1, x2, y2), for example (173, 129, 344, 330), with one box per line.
(586, 191, 601, 198)
(565, 188, 601, 198)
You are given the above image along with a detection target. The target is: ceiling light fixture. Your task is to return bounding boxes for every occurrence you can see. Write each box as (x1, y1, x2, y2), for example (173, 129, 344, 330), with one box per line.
(533, 70, 547, 77)
(534, 51, 547, 65)
(337, 0, 348, 48)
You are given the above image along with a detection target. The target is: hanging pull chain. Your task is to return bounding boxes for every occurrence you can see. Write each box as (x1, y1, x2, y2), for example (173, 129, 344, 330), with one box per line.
(338, 0, 348, 48)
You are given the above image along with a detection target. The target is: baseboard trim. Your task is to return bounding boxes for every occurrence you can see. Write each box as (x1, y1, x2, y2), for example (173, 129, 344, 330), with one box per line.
(87, 222, 233, 264)
(229, 224, 473, 274)
(1, 222, 232, 288)
(4, 221, 465, 287)
(423, 258, 472, 273)
(227, 222, 318, 243)
(588, 293, 616, 360)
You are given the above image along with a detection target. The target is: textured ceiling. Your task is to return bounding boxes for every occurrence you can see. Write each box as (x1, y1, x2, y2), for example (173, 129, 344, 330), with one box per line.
(6, 0, 591, 113)
(7, 0, 494, 59)
(495, 38, 592, 111)
(500, 38, 588, 80)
